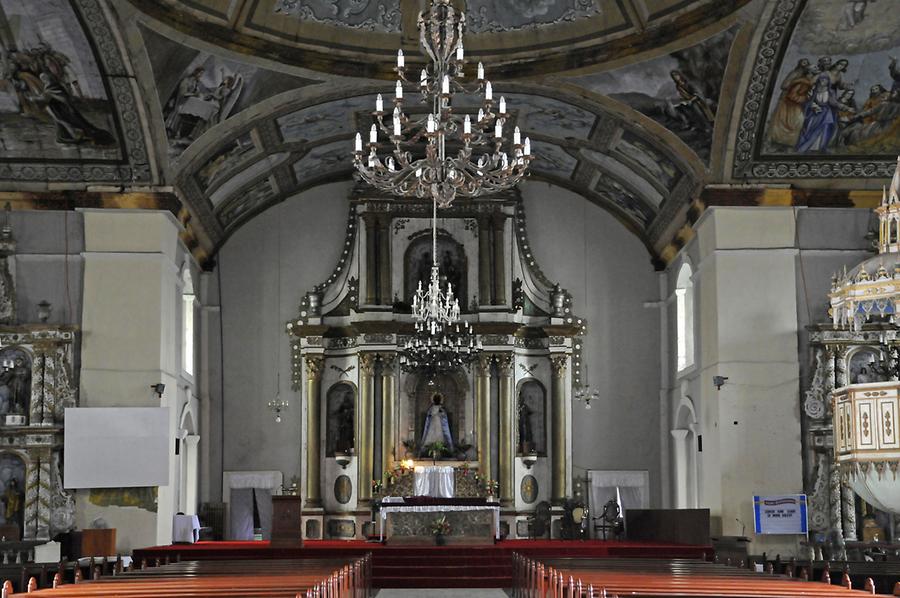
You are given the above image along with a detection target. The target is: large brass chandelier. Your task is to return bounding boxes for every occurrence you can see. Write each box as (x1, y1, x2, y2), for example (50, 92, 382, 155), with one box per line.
(352, 0, 533, 208)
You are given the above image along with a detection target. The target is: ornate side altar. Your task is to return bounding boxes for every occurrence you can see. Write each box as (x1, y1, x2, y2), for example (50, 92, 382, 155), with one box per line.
(288, 188, 583, 540)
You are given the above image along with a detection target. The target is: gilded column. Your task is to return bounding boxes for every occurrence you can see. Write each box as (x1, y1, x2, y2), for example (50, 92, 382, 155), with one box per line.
(304, 355, 324, 508)
(377, 216, 392, 304)
(491, 214, 506, 306)
(478, 216, 491, 305)
(380, 354, 396, 477)
(550, 354, 569, 504)
(497, 354, 515, 506)
(358, 353, 376, 503)
(362, 213, 378, 305)
(475, 354, 492, 481)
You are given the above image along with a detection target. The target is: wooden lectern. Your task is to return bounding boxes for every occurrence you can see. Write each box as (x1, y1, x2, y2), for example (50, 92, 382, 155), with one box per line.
(271, 495, 303, 546)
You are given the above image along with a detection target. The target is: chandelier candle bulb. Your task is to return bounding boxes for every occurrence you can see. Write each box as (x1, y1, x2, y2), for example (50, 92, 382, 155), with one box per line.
(524, 137, 531, 155)
(456, 43, 464, 61)
(499, 96, 506, 115)
(442, 74, 450, 95)
(395, 80, 403, 99)
(513, 126, 521, 145)
(495, 121, 502, 138)
(477, 61, 484, 80)
(463, 115, 471, 135)
(376, 94, 384, 113)
(397, 49, 404, 69)
(427, 114, 436, 133)
(369, 124, 377, 144)
(393, 116, 401, 137)
(354, 133, 362, 152)
(420, 69, 427, 86)
(485, 81, 492, 100)
(477, 108, 484, 123)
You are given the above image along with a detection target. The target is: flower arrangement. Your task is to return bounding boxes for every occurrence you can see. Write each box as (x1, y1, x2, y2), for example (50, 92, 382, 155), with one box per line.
(481, 478, 499, 497)
(430, 515, 451, 536)
(424, 440, 448, 462)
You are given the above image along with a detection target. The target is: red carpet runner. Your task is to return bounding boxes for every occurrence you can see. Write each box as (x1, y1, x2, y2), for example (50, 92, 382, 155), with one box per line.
(134, 540, 711, 588)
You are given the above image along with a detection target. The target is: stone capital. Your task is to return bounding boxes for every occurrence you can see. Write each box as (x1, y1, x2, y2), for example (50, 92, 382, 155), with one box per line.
(304, 355, 324, 380)
(495, 353, 514, 376)
(550, 354, 568, 377)
(359, 352, 377, 374)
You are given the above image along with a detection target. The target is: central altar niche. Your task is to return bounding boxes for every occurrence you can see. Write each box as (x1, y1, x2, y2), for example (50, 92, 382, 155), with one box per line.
(289, 189, 582, 541)
(407, 371, 471, 460)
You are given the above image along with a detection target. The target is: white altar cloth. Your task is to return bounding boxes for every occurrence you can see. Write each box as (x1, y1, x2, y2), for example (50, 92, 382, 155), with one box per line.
(378, 504, 501, 541)
(413, 465, 454, 498)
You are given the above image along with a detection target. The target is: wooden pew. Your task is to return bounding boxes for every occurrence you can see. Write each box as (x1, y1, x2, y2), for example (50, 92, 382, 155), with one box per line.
(3, 555, 371, 598)
(513, 553, 892, 598)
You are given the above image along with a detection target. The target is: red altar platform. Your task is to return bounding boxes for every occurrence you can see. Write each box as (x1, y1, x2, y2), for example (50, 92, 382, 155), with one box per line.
(133, 539, 712, 588)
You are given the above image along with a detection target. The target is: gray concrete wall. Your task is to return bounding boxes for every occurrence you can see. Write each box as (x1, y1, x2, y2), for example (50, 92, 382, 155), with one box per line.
(216, 181, 353, 493)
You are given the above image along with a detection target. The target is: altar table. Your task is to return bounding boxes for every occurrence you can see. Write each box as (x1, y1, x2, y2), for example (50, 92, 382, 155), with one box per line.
(379, 499, 500, 544)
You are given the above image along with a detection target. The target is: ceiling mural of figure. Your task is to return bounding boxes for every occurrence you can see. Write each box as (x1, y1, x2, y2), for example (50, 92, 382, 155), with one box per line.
(762, 0, 900, 156)
(0, 0, 119, 160)
(140, 26, 316, 161)
(569, 26, 737, 163)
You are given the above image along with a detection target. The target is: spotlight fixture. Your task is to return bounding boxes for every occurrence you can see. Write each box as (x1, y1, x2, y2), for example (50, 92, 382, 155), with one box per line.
(713, 376, 728, 391)
(150, 383, 165, 398)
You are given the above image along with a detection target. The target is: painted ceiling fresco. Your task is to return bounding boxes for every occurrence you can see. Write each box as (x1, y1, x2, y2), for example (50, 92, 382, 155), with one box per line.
(127, 0, 751, 79)
(0, 0, 151, 183)
(733, 0, 900, 179)
(761, 0, 900, 156)
(570, 25, 737, 163)
(140, 26, 318, 162)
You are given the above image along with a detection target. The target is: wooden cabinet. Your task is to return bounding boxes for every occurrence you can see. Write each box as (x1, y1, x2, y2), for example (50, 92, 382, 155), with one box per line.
(81, 528, 116, 556)
(271, 496, 303, 546)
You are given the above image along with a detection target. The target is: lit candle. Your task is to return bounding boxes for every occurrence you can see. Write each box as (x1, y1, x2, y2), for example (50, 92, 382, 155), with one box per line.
(495, 121, 502, 138)
(354, 132, 362, 152)
(477, 62, 484, 80)
(485, 81, 492, 101)
(442, 75, 450, 95)
(420, 69, 427, 86)
(464, 115, 471, 135)
(393, 116, 401, 137)
(513, 126, 521, 145)
(397, 49, 404, 69)
(456, 43, 464, 61)
(369, 124, 377, 144)
(395, 80, 403, 100)
(376, 93, 383, 113)
(427, 114, 435, 133)
(524, 137, 531, 156)
(477, 108, 484, 122)
(499, 96, 506, 115)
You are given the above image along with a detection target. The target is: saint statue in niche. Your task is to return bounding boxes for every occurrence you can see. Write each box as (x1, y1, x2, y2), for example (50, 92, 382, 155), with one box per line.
(3, 478, 21, 525)
(335, 395, 355, 454)
(518, 393, 534, 454)
(0, 354, 30, 417)
(420, 393, 454, 456)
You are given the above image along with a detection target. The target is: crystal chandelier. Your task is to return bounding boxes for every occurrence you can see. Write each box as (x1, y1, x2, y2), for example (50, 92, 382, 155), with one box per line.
(400, 198, 482, 375)
(352, 0, 533, 208)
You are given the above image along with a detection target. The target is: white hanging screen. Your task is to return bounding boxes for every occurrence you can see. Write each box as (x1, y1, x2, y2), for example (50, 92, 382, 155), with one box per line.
(64, 408, 170, 489)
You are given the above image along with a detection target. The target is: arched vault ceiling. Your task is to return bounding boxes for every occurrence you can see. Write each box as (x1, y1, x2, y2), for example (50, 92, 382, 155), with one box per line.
(172, 82, 704, 256)
(125, 0, 751, 79)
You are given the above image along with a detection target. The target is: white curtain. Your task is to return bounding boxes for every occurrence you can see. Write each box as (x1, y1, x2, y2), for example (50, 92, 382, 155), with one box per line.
(413, 466, 455, 497)
(229, 488, 253, 541)
(588, 470, 649, 538)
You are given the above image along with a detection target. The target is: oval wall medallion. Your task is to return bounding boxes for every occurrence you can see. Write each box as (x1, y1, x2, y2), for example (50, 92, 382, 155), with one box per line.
(334, 475, 352, 504)
(520, 474, 538, 504)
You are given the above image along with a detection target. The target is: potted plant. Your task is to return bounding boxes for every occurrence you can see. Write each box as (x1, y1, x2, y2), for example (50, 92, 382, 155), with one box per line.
(430, 515, 451, 545)
(424, 441, 447, 464)
(401, 438, 416, 459)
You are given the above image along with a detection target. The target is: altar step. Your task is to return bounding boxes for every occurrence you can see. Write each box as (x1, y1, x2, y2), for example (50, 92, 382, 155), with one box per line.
(372, 552, 513, 588)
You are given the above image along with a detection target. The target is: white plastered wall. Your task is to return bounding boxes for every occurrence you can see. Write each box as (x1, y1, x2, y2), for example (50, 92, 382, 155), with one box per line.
(78, 209, 198, 552)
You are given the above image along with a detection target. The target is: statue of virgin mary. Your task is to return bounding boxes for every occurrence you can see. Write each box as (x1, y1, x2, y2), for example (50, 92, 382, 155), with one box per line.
(420, 393, 454, 455)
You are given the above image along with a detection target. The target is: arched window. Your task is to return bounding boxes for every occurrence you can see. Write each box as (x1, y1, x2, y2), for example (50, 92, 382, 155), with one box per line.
(675, 263, 694, 372)
(182, 269, 196, 376)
